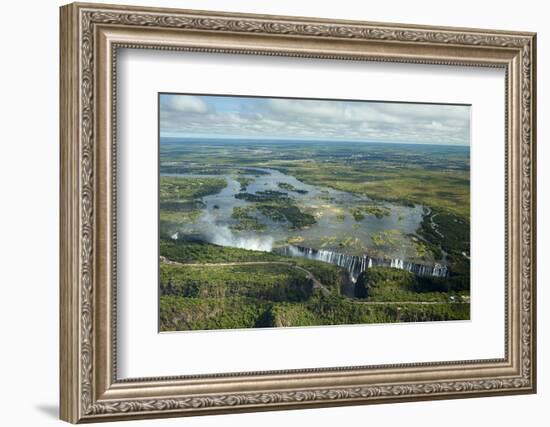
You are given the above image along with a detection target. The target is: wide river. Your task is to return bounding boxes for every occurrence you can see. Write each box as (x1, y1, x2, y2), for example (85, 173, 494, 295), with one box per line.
(163, 167, 426, 261)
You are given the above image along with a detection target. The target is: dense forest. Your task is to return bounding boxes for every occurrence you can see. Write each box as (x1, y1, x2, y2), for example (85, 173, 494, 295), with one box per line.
(160, 238, 469, 331)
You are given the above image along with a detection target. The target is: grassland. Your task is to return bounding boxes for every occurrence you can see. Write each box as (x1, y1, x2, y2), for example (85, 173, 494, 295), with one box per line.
(160, 176, 226, 201)
(230, 206, 267, 232)
(350, 204, 390, 221)
(272, 161, 469, 219)
(160, 139, 470, 218)
(159, 176, 226, 229)
(278, 182, 308, 194)
(235, 190, 316, 230)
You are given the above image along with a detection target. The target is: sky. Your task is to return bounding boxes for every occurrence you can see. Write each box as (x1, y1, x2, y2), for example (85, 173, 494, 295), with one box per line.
(159, 94, 471, 146)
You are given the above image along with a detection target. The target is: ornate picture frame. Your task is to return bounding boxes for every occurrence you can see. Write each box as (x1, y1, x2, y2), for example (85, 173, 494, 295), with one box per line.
(60, 2, 536, 423)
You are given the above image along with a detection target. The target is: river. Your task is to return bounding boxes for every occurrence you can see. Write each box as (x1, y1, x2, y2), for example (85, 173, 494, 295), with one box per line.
(162, 167, 427, 262)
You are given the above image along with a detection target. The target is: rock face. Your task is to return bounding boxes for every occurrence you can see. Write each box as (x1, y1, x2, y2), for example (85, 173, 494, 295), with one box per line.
(279, 245, 448, 282)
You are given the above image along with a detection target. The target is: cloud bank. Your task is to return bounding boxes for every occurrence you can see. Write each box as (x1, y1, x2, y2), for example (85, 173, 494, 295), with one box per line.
(160, 94, 470, 145)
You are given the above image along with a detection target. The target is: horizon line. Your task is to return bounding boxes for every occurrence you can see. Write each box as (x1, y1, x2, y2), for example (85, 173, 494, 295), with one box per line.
(159, 135, 470, 147)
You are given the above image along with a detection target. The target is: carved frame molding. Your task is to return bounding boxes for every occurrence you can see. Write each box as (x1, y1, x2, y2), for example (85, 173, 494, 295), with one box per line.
(60, 2, 536, 423)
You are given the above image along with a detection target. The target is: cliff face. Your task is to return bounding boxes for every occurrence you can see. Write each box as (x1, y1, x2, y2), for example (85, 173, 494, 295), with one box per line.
(279, 245, 448, 282)
(158, 240, 468, 332)
(160, 263, 319, 302)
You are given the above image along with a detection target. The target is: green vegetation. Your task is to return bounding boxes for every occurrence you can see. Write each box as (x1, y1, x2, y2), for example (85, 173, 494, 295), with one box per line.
(277, 182, 308, 194)
(275, 293, 469, 326)
(159, 206, 202, 226)
(354, 267, 465, 301)
(409, 235, 436, 260)
(294, 165, 467, 218)
(319, 235, 366, 251)
(418, 209, 470, 291)
(159, 176, 226, 229)
(160, 296, 271, 331)
(350, 204, 390, 221)
(334, 212, 346, 222)
(286, 236, 305, 244)
(235, 191, 316, 230)
(160, 176, 226, 202)
(159, 239, 469, 331)
(235, 190, 288, 202)
(236, 176, 254, 191)
(371, 229, 402, 251)
(230, 206, 266, 232)
(160, 237, 346, 293)
(160, 237, 282, 264)
(160, 140, 469, 218)
(257, 204, 315, 229)
(158, 140, 470, 331)
(161, 291, 469, 331)
(161, 263, 313, 302)
(338, 236, 362, 249)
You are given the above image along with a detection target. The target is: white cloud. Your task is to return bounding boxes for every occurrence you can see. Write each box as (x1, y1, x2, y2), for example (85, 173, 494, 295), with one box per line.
(267, 99, 400, 124)
(163, 95, 209, 114)
(160, 95, 470, 145)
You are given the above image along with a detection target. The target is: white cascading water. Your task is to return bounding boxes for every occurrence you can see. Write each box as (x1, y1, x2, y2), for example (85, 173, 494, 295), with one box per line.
(280, 245, 448, 282)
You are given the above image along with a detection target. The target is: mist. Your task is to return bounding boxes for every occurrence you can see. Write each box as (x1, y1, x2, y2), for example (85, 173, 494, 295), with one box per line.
(200, 212, 274, 252)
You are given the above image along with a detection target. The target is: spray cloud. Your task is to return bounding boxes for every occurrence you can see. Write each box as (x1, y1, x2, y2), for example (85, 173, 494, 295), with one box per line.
(199, 212, 274, 252)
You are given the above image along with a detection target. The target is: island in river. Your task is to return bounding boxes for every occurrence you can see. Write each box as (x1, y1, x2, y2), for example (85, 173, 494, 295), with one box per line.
(158, 137, 470, 331)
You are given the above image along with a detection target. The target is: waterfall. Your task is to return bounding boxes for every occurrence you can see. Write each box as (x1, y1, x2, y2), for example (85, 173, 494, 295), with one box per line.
(279, 245, 448, 282)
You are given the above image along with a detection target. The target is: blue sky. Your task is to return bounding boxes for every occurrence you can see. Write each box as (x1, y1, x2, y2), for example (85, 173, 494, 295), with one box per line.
(159, 94, 470, 146)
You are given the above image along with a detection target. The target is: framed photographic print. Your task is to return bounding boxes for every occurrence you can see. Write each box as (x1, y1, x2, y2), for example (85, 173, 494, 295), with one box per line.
(157, 93, 470, 332)
(60, 2, 537, 423)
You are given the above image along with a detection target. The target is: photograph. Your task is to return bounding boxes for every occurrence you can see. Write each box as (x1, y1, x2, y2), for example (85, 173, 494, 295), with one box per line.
(158, 94, 471, 331)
